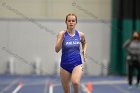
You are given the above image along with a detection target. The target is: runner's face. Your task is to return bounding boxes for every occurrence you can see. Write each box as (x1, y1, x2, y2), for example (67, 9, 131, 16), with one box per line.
(66, 15, 77, 29)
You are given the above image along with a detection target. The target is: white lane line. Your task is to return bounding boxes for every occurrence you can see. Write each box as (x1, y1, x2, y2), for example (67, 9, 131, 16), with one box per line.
(1, 79, 19, 92)
(12, 81, 23, 93)
(111, 85, 131, 93)
(81, 84, 91, 93)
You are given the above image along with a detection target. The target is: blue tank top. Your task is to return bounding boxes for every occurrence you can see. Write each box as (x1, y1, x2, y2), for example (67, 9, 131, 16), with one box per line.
(61, 30, 82, 64)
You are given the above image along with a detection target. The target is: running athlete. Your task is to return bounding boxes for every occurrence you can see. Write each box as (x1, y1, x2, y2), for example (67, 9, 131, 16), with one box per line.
(55, 13, 87, 93)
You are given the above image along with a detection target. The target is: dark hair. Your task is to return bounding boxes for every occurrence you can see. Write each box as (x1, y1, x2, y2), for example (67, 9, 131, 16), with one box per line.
(65, 13, 77, 23)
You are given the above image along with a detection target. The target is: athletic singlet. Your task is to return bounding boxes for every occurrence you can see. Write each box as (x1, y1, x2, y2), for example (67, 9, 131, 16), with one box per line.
(61, 30, 82, 73)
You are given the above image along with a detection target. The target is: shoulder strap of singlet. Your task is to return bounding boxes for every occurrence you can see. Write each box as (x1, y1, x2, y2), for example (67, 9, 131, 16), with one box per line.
(75, 30, 80, 37)
(64, 30, 68, 37)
